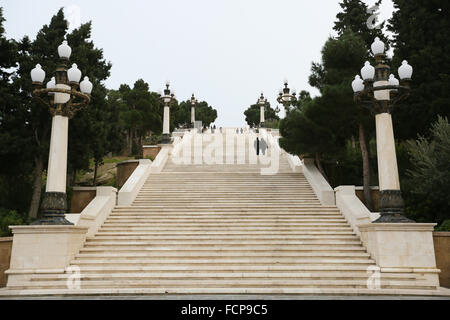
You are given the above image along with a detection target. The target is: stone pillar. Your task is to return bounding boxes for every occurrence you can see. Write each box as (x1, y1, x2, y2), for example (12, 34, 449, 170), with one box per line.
(162, 104, 170, 143)
(191, 106, 195, 125)
(375, 112, 400, 191)
(260, 106, 265, 127)
(46, 115, 69, 193)
(34, 113, 72, 225)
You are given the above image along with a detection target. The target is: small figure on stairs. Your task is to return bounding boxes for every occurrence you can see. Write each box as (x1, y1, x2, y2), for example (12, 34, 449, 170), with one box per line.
(254, 137, 260, 155)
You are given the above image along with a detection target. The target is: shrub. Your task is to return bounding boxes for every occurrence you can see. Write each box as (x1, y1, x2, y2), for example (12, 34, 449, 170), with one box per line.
(0, 208, 24, 237)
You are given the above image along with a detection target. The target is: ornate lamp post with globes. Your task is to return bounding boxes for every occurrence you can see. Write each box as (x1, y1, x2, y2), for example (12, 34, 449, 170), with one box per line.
(160, 81, 177, 143)
(257, 93, 267, 128)
(352, 37, 414, 223)
(30, 40, 93, 225)
(277, 80, 297, 113)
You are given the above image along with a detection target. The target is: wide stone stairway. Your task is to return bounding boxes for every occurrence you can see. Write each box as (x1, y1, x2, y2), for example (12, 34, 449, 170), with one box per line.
(3, 129, 443, 296)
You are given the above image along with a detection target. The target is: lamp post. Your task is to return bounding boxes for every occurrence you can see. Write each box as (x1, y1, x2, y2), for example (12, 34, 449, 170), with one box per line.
(257, 93, 267, 128)
(277, 80, 297, 113)
(30, 40, 92, 225)
(190, 93, 198, 128)
(160, 81, 177, 144)
(352, 37, 413, 223)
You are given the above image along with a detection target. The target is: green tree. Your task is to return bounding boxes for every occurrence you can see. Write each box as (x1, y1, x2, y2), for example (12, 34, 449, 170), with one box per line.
(173, 100, 218, 129)
(280, 31, 371, 196)
(9, 9, 68, 220)
(0, 7, 34, 222)
(334, 0, 389, 52)
(388, 0, 450, 140)
(114, 79, 162, 156)
(66, 21, 113, 186)
(403, 116, 450, 225)
(244, 101, 279, 128)
(3, 8, 115, 219)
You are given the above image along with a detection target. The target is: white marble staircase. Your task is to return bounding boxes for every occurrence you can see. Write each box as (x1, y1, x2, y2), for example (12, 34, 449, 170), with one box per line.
(1, 130, 445, 296)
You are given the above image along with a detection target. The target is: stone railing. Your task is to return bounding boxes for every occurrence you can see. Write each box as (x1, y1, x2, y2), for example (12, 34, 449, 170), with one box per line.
(301, 158, 335, 205)
(66, 186, 117, 237)
(117, 159, 152, 205)
(334, 186, 372, 236)
(286, 153, 302, 173)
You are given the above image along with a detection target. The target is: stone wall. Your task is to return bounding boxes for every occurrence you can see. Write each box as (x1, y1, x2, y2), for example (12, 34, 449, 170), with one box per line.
(433, 232, 450, 288)
(116, 160, 139, 189)
(70, 187, 97, 213)
(142, 145, 161, 160)
(0, 237, 13, 287)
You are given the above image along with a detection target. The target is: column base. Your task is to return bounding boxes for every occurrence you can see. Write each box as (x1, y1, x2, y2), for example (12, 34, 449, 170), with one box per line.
(374, 189, 414, 223)
(31, 192, 73, 225)
(260, 122, 264, 128)
(160, 134, 171, 144)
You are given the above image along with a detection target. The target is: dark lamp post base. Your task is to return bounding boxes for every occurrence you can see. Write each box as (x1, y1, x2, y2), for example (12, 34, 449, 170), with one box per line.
(161, 134, 171, 144)
(31, 192, 73, 225)
(373, 189, 415, 223)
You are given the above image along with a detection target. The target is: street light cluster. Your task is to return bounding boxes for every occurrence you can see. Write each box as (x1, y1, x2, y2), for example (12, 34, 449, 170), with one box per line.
(352, 36, 414, 223)
(352, 37, 413, 114)
(29, 39, 93, 225)
(255, 80, 296, 128)
(31, 41, 93, 95)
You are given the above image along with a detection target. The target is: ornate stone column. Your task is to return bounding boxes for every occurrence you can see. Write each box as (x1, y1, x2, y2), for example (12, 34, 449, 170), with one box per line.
(260, 105, 265, 128)
(162, 103, 170, 143)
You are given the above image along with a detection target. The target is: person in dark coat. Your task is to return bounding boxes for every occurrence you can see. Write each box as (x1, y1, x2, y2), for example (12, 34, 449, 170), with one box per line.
(254, 137, 260, 155)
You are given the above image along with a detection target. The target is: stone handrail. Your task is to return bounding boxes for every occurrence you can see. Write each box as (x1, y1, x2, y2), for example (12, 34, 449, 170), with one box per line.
(150, 145, 170, 173)
(74, 186, 117, 237)
(334, 186, 372, 235)
(302, 158, 335, 205)
(286, 153, 302, 173)
(117, 159, 152, 205)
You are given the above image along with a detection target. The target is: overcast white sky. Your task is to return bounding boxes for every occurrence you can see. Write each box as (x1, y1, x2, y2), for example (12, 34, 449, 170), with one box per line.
(2, 0, 395, 127)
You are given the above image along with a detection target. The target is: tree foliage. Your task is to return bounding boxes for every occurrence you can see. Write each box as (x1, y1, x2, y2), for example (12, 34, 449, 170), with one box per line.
(244, 101, 279, 128)
(403, 116, 450, 225)
(388, 0, 450, 140)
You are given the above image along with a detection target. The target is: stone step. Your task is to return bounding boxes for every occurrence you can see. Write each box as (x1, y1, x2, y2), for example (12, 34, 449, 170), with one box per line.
(114, 205, 337, 209)
(80, 245, 366, 252)
(109, 211, 341, 215)
(102, 221, 348, 225)
(93, 232, 356, 237)
(94, 232, 356, 237)
(70, 257, 375, 265)
(99, 224, 352, 231)
(85, 239, 362, 245)
(105, 217, 346, 222)
(136, 195, 316, 198)
(53, 264, 382, 272)
(2, 287, 443, 296)
(120, 206, 327, 210)
(9, 279, 434, 290)
(75, 251, 371, 258)
(99, 222, 350, 228)
(134, 199, 317, 202)
(29, 272, 419, 281)
(105, 216, 346, 220)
